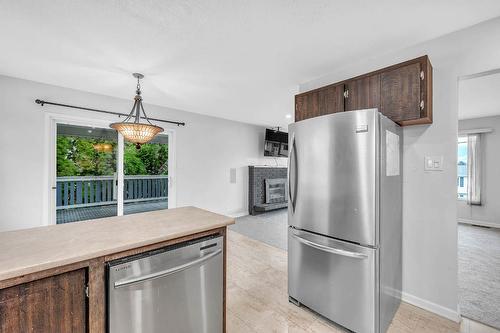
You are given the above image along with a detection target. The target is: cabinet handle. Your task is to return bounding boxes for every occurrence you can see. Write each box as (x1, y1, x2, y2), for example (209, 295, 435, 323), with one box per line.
(420, 71, 425, 80)
(420, 100, 425, 110)
(343, 90, 349, 98)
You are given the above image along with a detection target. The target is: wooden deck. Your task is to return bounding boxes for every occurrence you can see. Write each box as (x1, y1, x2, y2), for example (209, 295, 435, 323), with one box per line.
(56, 199, 168, 224)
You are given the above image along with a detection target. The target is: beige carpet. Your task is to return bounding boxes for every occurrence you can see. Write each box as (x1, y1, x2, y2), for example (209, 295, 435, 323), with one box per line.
(458, 224, 500, 329)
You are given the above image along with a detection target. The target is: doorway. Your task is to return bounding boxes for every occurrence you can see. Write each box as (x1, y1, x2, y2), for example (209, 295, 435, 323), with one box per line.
(47, 114, 175, 225)
(457, 70, 500, 330)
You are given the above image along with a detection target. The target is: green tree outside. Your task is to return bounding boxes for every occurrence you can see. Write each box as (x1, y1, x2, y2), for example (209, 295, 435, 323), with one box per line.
(56, 136, 168, 177)
(124, 142, 168, 175)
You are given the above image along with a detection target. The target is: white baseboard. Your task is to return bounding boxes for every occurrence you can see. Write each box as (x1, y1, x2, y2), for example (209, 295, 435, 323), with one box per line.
(228, 211, 248, 218)
(458, 218, 500, 229)
(402, 292, 460, 323)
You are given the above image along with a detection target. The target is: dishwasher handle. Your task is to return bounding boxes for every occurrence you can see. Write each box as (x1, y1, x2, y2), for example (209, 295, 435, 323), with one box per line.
(114, 249, 222, 289)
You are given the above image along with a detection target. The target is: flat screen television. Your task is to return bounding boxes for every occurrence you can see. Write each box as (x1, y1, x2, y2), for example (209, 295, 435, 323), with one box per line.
(264, 129, 288, 157)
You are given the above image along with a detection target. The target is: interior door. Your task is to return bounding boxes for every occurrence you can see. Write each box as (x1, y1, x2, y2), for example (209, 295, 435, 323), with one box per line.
(288, 109, 378, 246)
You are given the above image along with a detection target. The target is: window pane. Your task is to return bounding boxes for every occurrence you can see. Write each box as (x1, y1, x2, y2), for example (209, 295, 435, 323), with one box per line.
(457, 138, 467, 199)
(56, 124, 118, 224)
(123, 134, 169, 215)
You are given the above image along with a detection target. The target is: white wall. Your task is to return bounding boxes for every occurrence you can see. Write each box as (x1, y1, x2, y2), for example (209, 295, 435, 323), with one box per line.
(458, 116, 500, 227)
(299, 17, 500, 320)
(0, 75, 286, 232)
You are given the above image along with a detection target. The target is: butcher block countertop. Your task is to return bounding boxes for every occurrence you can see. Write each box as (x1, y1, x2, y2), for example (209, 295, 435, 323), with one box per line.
(0, 206, 234, 282)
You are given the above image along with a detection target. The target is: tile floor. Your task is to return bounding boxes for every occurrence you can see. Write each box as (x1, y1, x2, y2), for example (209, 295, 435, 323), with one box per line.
(226, 229, 500, 333)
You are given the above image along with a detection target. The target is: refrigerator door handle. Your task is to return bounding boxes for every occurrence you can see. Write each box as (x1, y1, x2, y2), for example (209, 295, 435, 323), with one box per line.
(288, 133, 297, 213)
(291, 233, 368, 259)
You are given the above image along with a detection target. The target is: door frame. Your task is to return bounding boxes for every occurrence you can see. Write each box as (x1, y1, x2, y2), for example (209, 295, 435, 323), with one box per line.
(44, 112, 176, 226)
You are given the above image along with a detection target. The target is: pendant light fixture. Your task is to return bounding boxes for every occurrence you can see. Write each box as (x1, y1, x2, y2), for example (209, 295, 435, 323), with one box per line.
(110, 73, 163, 149)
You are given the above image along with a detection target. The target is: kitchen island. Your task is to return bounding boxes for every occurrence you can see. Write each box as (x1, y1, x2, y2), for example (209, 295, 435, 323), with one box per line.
(0, 206, 234, 333)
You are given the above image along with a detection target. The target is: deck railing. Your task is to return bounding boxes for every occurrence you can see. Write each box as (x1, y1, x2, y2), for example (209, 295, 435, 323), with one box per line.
(56, 175, 168, 209)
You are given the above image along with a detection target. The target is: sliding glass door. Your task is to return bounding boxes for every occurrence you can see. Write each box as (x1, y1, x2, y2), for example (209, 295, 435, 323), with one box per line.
(56, 124, 119, 224)
(123, 134, 169, 215)
(53, 122, 172, 225)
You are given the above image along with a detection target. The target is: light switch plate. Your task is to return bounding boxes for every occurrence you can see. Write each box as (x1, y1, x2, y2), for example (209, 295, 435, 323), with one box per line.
(424, 156, 444, 171)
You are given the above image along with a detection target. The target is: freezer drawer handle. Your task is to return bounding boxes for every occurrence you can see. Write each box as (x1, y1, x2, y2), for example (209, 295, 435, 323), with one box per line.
(291, 234, 368, 259)
(113, 249, 222, 289)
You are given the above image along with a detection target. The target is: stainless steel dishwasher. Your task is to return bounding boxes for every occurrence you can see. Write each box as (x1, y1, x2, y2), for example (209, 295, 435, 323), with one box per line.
(107, 235, 223, 333)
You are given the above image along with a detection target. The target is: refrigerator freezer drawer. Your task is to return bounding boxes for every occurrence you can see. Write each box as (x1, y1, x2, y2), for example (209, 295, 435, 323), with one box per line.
(288, 228, 378, 333)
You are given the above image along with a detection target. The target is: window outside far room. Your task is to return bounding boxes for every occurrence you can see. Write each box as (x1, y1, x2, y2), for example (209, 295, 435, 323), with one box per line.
(457, 136, 468, 200)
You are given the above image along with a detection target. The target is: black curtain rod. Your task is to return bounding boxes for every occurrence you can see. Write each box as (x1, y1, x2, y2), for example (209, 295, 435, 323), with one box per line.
(35, 99, 186, 126)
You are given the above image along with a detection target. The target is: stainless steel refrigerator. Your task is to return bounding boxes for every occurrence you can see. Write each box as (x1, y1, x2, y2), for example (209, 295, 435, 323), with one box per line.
(288, 108, 402, 333)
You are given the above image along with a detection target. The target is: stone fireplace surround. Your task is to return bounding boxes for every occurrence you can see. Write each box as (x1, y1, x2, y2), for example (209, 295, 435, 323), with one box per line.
(248, 166, 288, 215)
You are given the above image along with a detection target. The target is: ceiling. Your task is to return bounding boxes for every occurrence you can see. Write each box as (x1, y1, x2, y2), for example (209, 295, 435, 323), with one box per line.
(2, 1, 500, 127)
(459, 70, 500, 120)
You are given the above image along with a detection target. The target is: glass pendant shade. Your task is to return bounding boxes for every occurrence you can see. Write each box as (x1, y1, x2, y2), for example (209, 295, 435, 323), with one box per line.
(110, 122, 163, 145)
(110, 73, 164, 148)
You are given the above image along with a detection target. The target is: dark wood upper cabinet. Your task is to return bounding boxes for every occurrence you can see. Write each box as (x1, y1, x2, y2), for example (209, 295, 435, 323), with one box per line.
(294, 55, 433, 126)
(295, 90, 319, 121)
(345, 75, 380, 111)
(318, 84, 344, 115)
(380, 62, 421, 122)
(0, 269, 87, 333)
(295, 94, 306, 122)
(395, 56, 433, 126)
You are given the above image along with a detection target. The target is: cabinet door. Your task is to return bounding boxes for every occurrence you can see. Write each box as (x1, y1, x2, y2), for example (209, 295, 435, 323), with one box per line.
(295, 94, 307, 122)
(345, 75, 380, 111)
(380, 62, 421, 122)
(318, 85, 344, 115)
(295, 91, 319, 121)
(0, 269, 87, 333)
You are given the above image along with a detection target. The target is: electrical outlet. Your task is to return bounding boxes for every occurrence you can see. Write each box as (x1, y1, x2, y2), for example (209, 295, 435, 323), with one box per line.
(424, 156, 444, 171)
